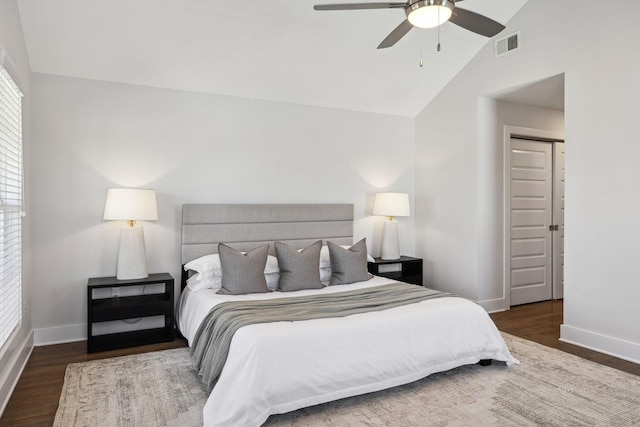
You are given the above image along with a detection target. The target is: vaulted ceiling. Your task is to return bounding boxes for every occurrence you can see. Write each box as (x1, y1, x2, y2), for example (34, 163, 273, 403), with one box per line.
(17, 0, 528, 117)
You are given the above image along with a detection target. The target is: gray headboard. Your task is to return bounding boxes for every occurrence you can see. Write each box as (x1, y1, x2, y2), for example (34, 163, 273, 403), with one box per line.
(181, 204, 354, 267)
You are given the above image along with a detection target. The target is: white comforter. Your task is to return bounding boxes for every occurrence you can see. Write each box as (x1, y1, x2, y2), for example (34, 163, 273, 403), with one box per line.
(177, 276, 518, 427)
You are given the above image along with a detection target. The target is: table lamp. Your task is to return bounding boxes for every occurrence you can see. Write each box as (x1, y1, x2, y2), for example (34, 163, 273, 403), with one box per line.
(373, 192, 410, 260)
(103, 188, 158, 280)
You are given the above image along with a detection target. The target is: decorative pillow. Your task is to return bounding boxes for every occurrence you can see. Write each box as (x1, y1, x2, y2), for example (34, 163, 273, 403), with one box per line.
(319, 245, 375, 268)
(328, 238, 371, 285)
(317, 244, 375, 285)
(275, 240, 324, 292)
(218, 243, 270, 295)
(184, 252, 279, 292)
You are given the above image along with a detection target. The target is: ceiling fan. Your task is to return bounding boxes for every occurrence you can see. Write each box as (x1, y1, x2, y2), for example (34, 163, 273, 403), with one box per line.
(313, 0, 505, 49)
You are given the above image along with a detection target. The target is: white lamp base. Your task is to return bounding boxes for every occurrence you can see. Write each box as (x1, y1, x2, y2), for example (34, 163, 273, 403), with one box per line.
(117, 226, 149, 280)
(380, 219, 401, 260)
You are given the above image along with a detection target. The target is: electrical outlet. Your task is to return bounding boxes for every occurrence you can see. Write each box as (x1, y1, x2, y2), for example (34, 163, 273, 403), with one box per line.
(112, 287, 120, 297)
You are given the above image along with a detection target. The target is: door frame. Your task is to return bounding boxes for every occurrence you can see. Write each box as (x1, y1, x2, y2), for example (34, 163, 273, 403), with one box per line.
(503, 125, 565, 310)
(552, 142, 565, 300)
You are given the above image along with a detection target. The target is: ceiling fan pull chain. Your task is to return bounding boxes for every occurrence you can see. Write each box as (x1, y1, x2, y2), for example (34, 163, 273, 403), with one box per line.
(420, 41, 424, 67)
(437, 6, 442, 52)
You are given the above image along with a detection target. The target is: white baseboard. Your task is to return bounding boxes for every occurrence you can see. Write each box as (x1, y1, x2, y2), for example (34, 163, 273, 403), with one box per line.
(34, 323, 86, 346)
(476, 298, 507, 313)
(0, 330, 34, 417)
(560, 324, 640, 365)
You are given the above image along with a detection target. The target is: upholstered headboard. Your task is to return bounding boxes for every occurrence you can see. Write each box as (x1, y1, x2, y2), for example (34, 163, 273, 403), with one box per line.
(181, 204, 354, 288)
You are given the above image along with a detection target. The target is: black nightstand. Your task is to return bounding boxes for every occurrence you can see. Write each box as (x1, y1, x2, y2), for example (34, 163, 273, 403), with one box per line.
(87, 273, 174, 353)
(368, 256, 423, 286)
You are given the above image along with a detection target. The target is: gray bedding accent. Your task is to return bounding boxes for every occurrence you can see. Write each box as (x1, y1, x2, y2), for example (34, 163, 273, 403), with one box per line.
(191, 283, 456, 391)
(181, 204, 354, 266)
(218, 243, 270, 295)
(328, 238, 370, 285)
(275, 240, 324, 291)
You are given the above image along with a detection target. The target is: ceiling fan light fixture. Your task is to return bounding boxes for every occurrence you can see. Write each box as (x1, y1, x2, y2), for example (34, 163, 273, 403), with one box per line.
(406, 0, 454, 29)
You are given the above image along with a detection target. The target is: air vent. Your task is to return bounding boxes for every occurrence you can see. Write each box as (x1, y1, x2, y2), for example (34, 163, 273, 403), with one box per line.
(495, 32, 520, 58)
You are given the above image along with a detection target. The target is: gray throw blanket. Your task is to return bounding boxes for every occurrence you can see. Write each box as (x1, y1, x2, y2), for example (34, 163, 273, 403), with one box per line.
(191, 283, 455, 391)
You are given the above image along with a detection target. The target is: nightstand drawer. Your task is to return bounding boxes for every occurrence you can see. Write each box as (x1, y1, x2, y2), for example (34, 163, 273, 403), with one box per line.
(90, 294, 172, 322)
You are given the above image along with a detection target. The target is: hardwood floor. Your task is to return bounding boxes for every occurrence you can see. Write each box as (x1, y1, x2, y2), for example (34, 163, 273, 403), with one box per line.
(1, 300, 638, 426)
(490, 300, 640, 376)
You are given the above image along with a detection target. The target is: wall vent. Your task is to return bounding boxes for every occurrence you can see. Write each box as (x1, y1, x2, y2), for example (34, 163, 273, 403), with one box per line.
(495, 32, 521, 58)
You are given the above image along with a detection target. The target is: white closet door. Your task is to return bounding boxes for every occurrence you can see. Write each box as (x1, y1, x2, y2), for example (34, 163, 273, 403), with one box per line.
(509, 138, 553, 305)
(552, 142, 565, 299)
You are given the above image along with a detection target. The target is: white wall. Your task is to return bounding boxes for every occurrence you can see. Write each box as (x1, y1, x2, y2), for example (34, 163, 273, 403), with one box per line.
(0, 0, 33, 414)
(415, 0, 640, 362)
(29, 74, 415, 344)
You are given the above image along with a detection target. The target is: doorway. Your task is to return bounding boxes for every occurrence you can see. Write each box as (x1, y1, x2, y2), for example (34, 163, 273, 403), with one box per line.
(504, 127, 564, 307)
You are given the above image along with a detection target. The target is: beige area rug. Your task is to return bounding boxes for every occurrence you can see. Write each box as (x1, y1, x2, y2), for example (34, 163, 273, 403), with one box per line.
(54, 334, 640, 427)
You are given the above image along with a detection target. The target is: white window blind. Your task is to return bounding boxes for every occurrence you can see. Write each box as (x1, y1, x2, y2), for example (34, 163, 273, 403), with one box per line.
(0, 63, 23, 350)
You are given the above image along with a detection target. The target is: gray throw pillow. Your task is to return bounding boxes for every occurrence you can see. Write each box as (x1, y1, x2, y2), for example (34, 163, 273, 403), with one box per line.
(328, 238, 370, 285)
(218, 243, 270, 295)
(275, 240, 324, 292)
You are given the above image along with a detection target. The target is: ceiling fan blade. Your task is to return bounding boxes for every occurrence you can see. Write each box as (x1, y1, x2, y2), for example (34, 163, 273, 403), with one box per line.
(377, 19, 413, 49)
(449, 7, 505, 37)
(314, 3, 405, 11)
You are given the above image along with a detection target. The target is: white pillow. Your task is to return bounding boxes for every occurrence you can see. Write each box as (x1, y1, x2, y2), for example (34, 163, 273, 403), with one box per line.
(184, 253, 280, 292)
(265, 272, 281, 290)
(185, 254, 222, 292)
(320, 267, 332, 285)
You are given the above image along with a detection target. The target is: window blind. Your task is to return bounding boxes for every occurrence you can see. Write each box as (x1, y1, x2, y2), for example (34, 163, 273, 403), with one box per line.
(0, 64, 23, 350)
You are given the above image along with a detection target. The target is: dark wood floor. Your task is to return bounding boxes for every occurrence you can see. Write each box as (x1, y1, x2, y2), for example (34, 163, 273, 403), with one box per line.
(490, 300, 640, 376)
(1, 300, 638, 426)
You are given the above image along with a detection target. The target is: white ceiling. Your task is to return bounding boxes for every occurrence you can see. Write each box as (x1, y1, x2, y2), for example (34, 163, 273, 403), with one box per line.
(16, 0, 528, 117)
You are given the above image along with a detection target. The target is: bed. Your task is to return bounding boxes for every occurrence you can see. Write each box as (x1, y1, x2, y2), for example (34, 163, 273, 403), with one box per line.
(176, 204, 518, 427)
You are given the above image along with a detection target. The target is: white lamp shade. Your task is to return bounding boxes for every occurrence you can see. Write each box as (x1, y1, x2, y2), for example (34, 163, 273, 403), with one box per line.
(103, 188, 157, 280)
(103, 188, 158, 221)
(373, 193, 410, 218)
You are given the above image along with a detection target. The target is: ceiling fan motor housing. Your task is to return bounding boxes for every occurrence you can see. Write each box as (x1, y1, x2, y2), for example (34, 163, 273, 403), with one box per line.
(406, 0, 455, 28)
